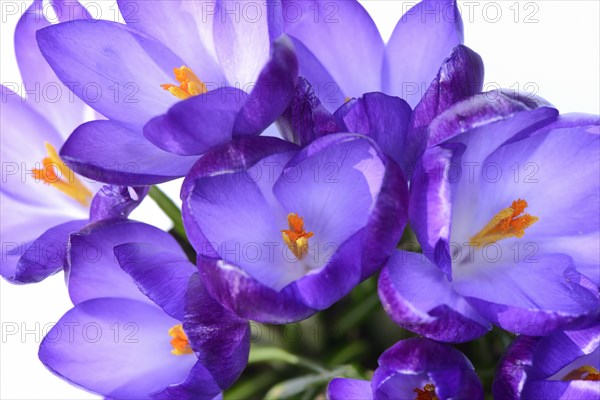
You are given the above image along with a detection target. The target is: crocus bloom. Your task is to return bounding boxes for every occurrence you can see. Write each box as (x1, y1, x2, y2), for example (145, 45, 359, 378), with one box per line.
(40, 219, 249, 399)
(280, 44, 483, 175)
(378, 92, 600, 342)
(0, 0, 146, 282)
(181, 134, 408, 323)
(282, 0, 464, 109)
(37, 0, 298, 185)
(327, 338, 483, 400)
(493, 323, 600, 399)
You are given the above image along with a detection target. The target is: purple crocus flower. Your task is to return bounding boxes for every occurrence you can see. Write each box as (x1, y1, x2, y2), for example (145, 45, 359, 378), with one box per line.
(494, 323, 600, 399)
(282, 0, 464, 109)
(327, 338, 483, 400)
(1, 0, 145, 283)
(378, 92, 600, 342)
(39, 219, 249, 399)
(280, 44, 484, 176)
(181, 134, 408, 323)
(36, 0, 299, 186)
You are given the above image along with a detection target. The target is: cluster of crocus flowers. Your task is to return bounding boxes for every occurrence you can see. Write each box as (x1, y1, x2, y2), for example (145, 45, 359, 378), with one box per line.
(2, 0, 599, 399)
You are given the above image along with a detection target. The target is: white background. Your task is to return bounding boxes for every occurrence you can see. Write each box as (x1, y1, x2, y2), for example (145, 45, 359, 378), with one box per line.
(1, 1, 599, 399)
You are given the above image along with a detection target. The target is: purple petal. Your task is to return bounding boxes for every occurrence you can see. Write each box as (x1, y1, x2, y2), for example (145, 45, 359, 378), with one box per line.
(410, 103, 559, 277)
(60, 120, 198, 185)
(36, 20, 183, 128)
(232, 35, 299, 136)
(531, 324, 600, 379)
(67, 220, 184, 305)
(288, 37, 346, 111)
(474, 118, 600, 285)
(213, 0, 273, 87)
(15, 0, 91, 134)
(522, 381, 599, 400)
(115, 241, 196, 321)
(372, 338, 482, 399)
(144, 87, 247, 155)
(327, 378, 373, 400)
(494, 327, 600, 400)
(378, 251, 490, 342)
(117, 0, 225, 85)
(0, 193, 83, 280)
(201, 256, 317, 323)
(454, 254, 599, 335)
(408, 145, 456, 277)
(181, 136, 299, 259)
(38, 298, 196, 399)
(152, 362, 222, 400)
(382, 0, 464, 107)
(493, 335, 537, 400)
(403, 45, 484, 175)
(334, 92, 411, 167)
(0, 85, 67, 206)
(184, 273, 250, 389)
(282, 0, 384, 98)
(9, 219, 87, 284)
(279, 77, 342, 146)
(90, 185, 148, 222)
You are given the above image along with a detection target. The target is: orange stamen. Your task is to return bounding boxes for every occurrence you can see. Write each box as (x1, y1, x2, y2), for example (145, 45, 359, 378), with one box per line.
(168, 324, 193, 356)
(31, 142, 92, 207)
(470, 199, 538, 247)
(562, 365, 600, 381)
(161, 66, 207, 99)
(281, 213, 314, 260)
(414, 383, 439, 400)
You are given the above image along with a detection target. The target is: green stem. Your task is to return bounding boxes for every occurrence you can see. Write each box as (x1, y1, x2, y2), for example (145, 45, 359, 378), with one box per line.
(148, 186, 187, 239)
(249, 346, 326, 373)
(334, 292, 380, 337)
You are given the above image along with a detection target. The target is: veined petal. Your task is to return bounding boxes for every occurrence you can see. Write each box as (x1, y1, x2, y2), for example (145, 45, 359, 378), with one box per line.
(67, 220, 184, 305)
(213, 0, 273, 87)
(115, 241, 197, 321)
(60, 120, 198, 185)
(37, 20, 184, 128)
(89, 185, 148, 222)
(144, 87, 247, 156)
(10, 219, 87, 284)
(334, 92, 411, 168)
(378, 251, 490, 342)
(38, 298, 196, 399)
(327, 378, 373, 400)
(403, 45, 484, 175)
(117, 0, 225, 85)
(454, 254, 599, 335)
(184, 273, 250, 390)
(282, 0, 384, 98)
(15, 0, 91, 134)
(232, 35, 299, 136)
(278, 77, 341, 146)
(382, 0, 464, 107)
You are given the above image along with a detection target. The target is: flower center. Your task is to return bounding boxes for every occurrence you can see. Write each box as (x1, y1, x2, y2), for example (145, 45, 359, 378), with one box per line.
(281, 213, 314, 260)
(168, 324, 193, 356)
(161, 66, 207, 99)
(32, 142, 92, 207)
(414, 383, 438, 400)
(470, 199, 538, 247)
(562, 365, 600, 381)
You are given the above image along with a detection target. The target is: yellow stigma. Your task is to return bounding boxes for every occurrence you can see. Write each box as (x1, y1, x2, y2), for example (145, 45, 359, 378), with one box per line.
(31, 142, 92, 207)
(344, 96, 353, 103)
(161, 66, 207, 99)
(414, 383, 439, 400)
(562, 365, 600, 381)
(470, 199, 538, 248)
(168, 324, 193, 356)
(281, 213, 314, 260)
